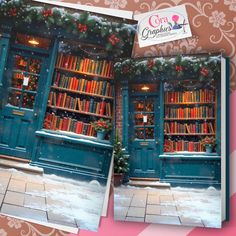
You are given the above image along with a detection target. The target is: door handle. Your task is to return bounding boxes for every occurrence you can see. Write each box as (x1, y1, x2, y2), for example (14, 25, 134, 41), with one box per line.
(156, 140, 159, 144)
(34, 112, 38, 117)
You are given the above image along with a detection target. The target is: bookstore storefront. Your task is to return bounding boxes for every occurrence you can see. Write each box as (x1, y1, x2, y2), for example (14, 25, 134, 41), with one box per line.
(115, 55, 225, 187)
(0, 2, 136, 182)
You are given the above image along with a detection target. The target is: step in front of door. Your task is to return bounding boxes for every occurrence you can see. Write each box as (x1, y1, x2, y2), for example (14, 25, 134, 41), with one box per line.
(0, 154, 30, 163)
(127, 180, 171, 189)
(0, 155, 43, 175)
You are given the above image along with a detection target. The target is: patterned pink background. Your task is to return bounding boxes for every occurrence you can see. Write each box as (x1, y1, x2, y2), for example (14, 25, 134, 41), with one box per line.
(1, 0, 236, 235)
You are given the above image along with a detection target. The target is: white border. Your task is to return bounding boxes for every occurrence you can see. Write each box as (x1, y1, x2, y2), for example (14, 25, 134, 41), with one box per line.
(221, 57, 226, 222)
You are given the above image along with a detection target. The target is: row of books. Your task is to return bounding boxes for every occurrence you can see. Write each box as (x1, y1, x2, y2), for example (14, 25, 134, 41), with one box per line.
(77, 98, 112, 117)
(48, 92, 112, 117)
(164, 122, 215, 134)
(53, 72, 113, 97)
(13, 72, 24, 80)
(164, 139, 205, 152)
(44, 112, 95, 136)
(165, 106, 214, 118)
(56, 53, 114, 78)
(164, 89, 216, 103)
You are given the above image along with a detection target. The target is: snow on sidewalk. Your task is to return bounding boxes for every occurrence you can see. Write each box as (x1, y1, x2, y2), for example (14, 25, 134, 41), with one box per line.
(0, 167, 106, 231)
(114, 185, 221, 228)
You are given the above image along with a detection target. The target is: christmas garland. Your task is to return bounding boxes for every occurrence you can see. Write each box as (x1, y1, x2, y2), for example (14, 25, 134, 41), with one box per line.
(114, 55, 221, 81)
(0, 0, 136, 55)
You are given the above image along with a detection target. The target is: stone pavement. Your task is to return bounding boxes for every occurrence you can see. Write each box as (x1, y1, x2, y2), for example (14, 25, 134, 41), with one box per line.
(114, 185, 221, 228)
(0, 168, 105, 231)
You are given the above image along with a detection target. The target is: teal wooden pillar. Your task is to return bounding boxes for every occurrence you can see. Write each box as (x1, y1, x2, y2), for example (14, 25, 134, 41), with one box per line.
(121, 80, 129, 151)
(159, 81, 164, 153)
(0, 32, 10, 87)
(31, 37, 59, 162)
(37, 37, 59, 130)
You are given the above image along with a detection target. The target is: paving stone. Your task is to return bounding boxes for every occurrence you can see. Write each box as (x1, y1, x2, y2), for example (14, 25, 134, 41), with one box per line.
(160, 195, 174, 204)
(47, 211, 76, 226)
(46, 196, 71, 209)
(114, 196, 132, 207)
(114, 206, 129, 217)
(47, 209, 76, 224)
(125, 217, 145, 222)
(130, 195, 147, 207)
(0, 171, 12, 179)
(26, 182, 44, 194)
(160, 205, 178, 216)
(8, 179, 26, 193)
(24, 194, 46, 211)
(135, 190, 148, 196)
(114, 215, 126, 221)
(147, 195, 160, 205)
(0, 183, 8, 195)
(173, 193, 190, 201)
(127, 207, 145, 218)
(4, 191, 25, 206)
(0, 194, 4, 205)
(44, 183, 65, 192)
(202, 218, 221, 228)
(145, 214, 181, 225)
(47, 219, 77, 228)
(0, 176, 11, 185)
(180, 216, 204, 227)
(11, 172, 27, 181)
(146, 204, 161, 215)
(1, 203, 47, 222)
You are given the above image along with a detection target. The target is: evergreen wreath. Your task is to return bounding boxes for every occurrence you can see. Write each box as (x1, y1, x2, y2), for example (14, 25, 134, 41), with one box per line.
(0, 0, 136, 55)
(114, 55, 221, 81)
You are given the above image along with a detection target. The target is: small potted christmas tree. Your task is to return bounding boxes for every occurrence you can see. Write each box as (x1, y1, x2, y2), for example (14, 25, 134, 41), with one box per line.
(113, 133, 129, 187)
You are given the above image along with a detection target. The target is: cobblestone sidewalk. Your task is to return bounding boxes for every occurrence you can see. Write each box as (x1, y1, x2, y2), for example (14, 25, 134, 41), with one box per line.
(114, 185, 221, 228)
(0, 168, 105, 231)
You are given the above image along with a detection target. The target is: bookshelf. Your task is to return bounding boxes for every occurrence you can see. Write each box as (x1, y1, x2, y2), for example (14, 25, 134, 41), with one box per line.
(164, 88, 217, 153)
(43, 52, 114, 139)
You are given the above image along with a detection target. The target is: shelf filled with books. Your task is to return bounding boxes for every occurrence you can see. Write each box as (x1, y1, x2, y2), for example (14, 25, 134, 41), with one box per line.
(43, 52, 114, 140)
(164, 88, 217, 153)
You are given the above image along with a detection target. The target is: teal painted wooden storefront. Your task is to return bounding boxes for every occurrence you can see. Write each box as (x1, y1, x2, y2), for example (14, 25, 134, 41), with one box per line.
(0, 3, 136, 183)
(116, 55, 228, 187)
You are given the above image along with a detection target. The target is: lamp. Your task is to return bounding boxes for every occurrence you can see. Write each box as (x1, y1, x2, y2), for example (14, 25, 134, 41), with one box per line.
(28, 38, 39, 46)
(141, 85, 150, 91)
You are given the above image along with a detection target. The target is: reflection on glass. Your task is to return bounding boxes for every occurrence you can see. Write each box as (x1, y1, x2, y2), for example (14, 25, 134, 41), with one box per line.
(135, 114, 144, 126)
(22, 93, 35, 109)
(135, 128, 144, 139)
(14, 55, 27, 70)
(8, 91, 21, 107)
(135, 100, 144, 112)
(147, 114, 154, 125)
(12, 71, 23, 89)
(146, 128, 154, 139)
(146, 100, 154, 112)
(29, 58, 41, 74)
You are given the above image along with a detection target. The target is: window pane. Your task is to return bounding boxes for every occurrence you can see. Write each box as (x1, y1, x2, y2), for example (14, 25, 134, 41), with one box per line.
(146, 128, 154, 139)
(8, 90, 21, 107)
(22, 93, 35, 109)
(135, 128, 144, 139)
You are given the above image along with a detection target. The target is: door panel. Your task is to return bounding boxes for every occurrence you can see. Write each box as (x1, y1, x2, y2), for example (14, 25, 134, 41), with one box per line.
(129, 85, 160, 178)
(0, 49, 48, 159)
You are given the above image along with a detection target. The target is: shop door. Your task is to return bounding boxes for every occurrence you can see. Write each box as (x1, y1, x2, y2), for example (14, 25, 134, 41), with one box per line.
(0, 49, 48, 159)
(129, 84, 160, 178)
